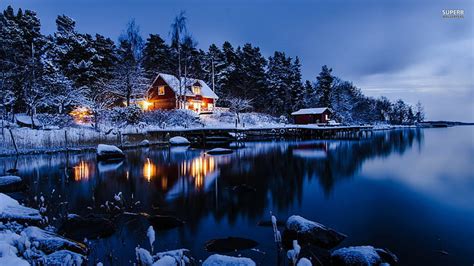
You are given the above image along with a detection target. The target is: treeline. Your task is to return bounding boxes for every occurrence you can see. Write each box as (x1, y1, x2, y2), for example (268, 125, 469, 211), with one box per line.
(0, 6, 424, 124)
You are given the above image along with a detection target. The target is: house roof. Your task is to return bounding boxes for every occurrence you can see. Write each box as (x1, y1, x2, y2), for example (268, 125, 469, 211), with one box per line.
(291, 107, 331, 116)
(154, 73, 219, 99)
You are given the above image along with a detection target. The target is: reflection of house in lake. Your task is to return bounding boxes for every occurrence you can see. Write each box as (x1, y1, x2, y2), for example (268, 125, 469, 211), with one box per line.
(292, 142, 328, 159)
(73, 160, 92, 181)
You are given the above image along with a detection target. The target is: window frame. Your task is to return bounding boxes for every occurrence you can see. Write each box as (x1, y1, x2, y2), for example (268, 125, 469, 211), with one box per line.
(158, 86, 165, 95)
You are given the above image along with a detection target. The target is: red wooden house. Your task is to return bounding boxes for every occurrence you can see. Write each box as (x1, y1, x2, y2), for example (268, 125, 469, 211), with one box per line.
(139, 73, 219, 113)
(291, 107, 332, 124)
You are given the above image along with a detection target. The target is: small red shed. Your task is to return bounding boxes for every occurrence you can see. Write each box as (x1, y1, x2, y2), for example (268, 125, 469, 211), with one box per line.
(291, 107, 332, 124)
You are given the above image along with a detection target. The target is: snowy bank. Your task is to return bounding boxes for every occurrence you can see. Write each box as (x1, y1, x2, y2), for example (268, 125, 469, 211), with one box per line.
(0, 193, 42, 223)
(0, 175, 24, 192)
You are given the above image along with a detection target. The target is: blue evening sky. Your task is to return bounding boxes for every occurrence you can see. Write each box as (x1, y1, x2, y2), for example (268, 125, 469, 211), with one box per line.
(2, 0, 473, 121)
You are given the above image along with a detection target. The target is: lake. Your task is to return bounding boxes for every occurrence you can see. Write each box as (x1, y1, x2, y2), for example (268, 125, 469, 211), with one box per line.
(0, 127, 473, 265)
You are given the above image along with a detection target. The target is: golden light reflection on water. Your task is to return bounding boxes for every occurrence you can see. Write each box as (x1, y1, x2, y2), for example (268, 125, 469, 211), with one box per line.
(181, 156, 216, 190)
(73, 161, 91, 181)
(143, 158, 156, 183)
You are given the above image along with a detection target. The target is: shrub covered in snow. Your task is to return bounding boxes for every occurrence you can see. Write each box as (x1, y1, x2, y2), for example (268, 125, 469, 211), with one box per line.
(36, 113, 75, 128)
(202, 254, 256, 266)
(110, 105, 143, 125)
(143, 109, 200, 128)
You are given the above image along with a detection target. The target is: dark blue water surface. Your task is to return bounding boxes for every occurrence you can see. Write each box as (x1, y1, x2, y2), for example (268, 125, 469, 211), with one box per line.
(0, 127, 473, 265)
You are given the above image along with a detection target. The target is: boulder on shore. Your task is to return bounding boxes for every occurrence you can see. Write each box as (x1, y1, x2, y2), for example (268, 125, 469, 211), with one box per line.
(0, 193, 42, 224)
(59, 214, 115, 241)
(169, 136, 190, 146)
(202, 254, 256, 266)
(283, 215, 346, 249)
(96, 144, 125, 161)
(331, 246, 399, 266)
(39, 250, 86, 266)
(22, 226, 89, 255)
(0, 175, 25, 192)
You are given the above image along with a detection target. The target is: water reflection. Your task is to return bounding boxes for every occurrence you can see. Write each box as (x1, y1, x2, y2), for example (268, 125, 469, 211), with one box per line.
(73, 160, 91, 181)
(5, 128, 474, 265)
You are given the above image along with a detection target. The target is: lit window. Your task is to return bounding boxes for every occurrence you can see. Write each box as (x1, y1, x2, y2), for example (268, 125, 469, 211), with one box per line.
(325, 114, 329, 120)
(158, 86, 165, 95)
(192, 86, 201, 95)
(208, 103, 214, 110)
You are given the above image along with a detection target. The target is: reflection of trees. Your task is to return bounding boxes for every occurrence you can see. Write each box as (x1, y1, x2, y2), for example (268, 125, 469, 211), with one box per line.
(0, 129, 424, 233)
(166, 129, 424, 231)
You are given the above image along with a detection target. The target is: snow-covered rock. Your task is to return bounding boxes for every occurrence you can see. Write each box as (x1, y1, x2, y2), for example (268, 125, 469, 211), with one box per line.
(202, 254, 256, 266)
(0, 230, 29, 266)
(297, 258, 312, 266)
(22, 226, 88, 255)
(140, 139, 151, 146)
(283, 215, 346, 249)
(0, 193, 42, 223)
(331, 246, 398, 266)
(0, 175, 24, 192)
(96, 144, 125, 161)
(153, 249, 192, 265)
(206, 148, 233, 155)
(169, 136, 190, 146)
(39, 250, 85, 266)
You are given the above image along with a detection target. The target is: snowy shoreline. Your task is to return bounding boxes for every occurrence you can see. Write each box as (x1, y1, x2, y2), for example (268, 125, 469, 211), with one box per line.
(0, 124, 418, 157)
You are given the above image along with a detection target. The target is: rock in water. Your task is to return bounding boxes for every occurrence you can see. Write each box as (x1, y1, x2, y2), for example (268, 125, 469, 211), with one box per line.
(0, 175, 25, 192)
(283, 215, 346, 249)
(205, 237, 259, 252)
(96, 144, 125, 161)
(206, 148, 233, 155)
(202, 254, 256, 266)
(59, 214, 115, 241)
(22, 226, 88, 255)
(331, 246, 399, 266)
(143, 213, 185, 230)
(169, 136, 190, 146)
(0, 193, 42, 224)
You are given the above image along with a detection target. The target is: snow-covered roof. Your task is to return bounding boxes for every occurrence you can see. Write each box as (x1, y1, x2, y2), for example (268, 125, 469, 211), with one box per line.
(291, 107, 331, 116)
(154, 73, 219, 99)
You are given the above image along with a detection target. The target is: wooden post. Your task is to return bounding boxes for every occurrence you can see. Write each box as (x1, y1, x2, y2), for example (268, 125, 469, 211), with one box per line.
(8, 128, 18, 155)
(64, 130, 68, 150)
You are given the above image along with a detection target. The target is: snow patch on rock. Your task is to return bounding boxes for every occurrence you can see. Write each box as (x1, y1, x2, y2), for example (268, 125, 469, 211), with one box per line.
(0, 193, 42, 222)
(169, 136, 190, 145)
(202, 254, 256, 266)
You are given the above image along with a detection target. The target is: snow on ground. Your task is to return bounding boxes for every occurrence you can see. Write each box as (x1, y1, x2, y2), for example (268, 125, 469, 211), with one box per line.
(0, 175, 22, 186)
(0, 229, 29, 266)
(202, 254, 256, 266)
(169, 136, 190, 145)
(0, 193, 42, 222)
(296, 258, 312, 266)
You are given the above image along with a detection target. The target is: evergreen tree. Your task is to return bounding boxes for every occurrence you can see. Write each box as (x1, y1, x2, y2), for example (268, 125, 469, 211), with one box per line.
(267, 51, 292, 115)
(415, 101, 425, 123)
(202, 44, 225, 97)
(290, 57, 304, 111)
(142, 34, 174, 78)
(315, 65, 334, 107)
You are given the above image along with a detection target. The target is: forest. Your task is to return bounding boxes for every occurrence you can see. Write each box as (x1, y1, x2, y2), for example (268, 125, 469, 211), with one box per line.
(0, 6, 424, 126)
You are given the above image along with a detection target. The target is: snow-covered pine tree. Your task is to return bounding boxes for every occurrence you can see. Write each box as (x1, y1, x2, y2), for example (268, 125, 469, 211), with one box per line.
(290, 57, 304, 112)
(266, 51, 292, 115)
(315, 65, 334, 108)
(415, 101, 425, 123)
(142, 34, 174, 79)
(201, 44, 225, 99)
(236, 44, 267, 110)
(218, 41, 240, 104)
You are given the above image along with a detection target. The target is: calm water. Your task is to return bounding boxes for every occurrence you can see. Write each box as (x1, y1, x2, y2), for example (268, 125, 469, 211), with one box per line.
(1, 127, 473, 265)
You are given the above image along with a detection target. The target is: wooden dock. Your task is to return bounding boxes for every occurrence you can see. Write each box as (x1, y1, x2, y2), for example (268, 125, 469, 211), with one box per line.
(145, 125, 374, 145)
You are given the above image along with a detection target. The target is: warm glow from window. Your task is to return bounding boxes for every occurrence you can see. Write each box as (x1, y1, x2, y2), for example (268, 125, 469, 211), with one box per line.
(193, 102, 200, 109)
(192, 85, 201, 95)
(325, 114, 329, 120)
(70, 107, 93, 125)
(208, 103, 214, 110)
(141, 100, 152, 111)
(158, 86, 165, 95)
